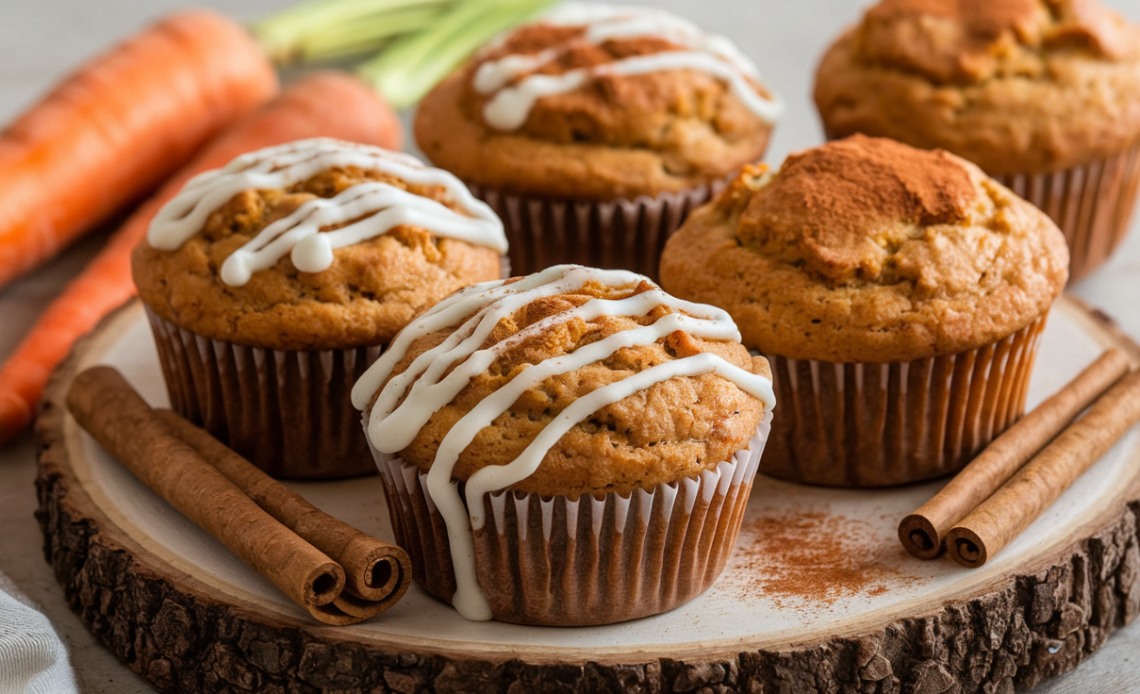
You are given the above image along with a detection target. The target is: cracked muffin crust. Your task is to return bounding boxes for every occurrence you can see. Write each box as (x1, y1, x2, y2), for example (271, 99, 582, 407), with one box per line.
(414, 4, 781, 200)
(813, 0, 1140, 174)
(133, 145, 505, 351)
(659, 135, 1069, 363)
(661, 136, 1067, 487)
(369, 272, 771, 497)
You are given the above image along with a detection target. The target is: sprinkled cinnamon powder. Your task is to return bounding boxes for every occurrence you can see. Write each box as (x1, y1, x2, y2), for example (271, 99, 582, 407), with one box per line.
(722, 509, 913, 606)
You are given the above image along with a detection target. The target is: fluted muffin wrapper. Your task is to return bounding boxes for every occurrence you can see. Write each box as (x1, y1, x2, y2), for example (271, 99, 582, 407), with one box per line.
(992, 145, 1140, 283)
(371, 411, 771, 626)
(145, 307, 382, 479)
(760, 316, 1047, 488)
(468, 181, 727, 281)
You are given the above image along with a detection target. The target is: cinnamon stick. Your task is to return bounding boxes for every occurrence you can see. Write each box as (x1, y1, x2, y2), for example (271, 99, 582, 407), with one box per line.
(155, 409, 410, 617)
(66, 366, 392, 625)
(946, 367, 1140, 568)
(899, 349, 1130, 559)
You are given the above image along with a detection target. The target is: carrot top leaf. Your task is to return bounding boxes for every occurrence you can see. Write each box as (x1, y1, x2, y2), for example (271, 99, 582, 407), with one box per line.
(357, 0, 557, 109)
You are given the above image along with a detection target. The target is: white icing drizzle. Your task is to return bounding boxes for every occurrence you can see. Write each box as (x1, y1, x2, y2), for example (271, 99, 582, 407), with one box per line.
(147, 138, 507, 286)
(353, 265, 775, 621)
(472, 3, 783, 131)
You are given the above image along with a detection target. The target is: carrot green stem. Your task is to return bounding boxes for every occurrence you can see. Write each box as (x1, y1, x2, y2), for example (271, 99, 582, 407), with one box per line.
(357, 0, 555, 109)
(293, 5, 446, 63)
(254, 0, 451, 65)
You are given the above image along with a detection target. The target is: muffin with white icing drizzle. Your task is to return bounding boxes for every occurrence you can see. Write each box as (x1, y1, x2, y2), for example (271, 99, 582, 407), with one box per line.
(132, 138, 509, 479)
(414, 3, 782, 279)
(353, 264, 775, 625)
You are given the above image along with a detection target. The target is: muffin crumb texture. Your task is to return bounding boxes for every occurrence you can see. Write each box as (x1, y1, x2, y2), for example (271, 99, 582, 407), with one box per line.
(133, 166, 503, 350)
(815, 0, 1140, 172)
(382, 278, 767, 497)
(860, 0, 1139, 83)
(660, 135, 1069, 362)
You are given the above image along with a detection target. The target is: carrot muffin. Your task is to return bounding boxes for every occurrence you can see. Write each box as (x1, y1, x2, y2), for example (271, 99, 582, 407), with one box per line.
(133, 138, 508, 479)
(415, 3, 782, 278)
(660, 135, 1068, 487)
(353, 264, 775, 625)
(814, 0, 1140, 281)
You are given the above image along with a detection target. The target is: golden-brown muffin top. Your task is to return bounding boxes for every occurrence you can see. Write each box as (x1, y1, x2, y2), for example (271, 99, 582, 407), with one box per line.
(859, 0, 1139, 83)
(133, 140, 506, 351)
(659, 135, 1070, 362)
(415, 4, 781, 199)
(814, 0, 1140, 172)
(357, 266, 772, 497)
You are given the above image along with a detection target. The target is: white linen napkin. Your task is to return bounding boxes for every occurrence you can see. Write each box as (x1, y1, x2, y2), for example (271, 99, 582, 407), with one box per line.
(0, 570, 78, 694)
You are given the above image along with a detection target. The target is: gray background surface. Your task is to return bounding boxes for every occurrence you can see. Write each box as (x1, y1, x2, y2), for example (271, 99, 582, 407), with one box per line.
(1, 0, 1139, 691)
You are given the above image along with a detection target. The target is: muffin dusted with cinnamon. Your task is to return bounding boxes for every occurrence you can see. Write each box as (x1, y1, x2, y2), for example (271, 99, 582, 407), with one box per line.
(814, 0, 1140, 281)
(354, 265, 775, 625)
(415, 3, 782, 278)
(660, 135, 1068, 487)
(133, 138, 508, 479)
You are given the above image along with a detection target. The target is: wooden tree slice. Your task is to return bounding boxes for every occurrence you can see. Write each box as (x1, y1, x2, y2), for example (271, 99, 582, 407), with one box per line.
(36, 297, 1140, 694)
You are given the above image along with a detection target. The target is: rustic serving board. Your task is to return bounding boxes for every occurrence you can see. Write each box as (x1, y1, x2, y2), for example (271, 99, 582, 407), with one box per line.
(36, 296, 1140, 694)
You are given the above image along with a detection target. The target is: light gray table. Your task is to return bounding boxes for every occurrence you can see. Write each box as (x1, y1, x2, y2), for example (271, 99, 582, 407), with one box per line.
(2, 1, 1139, 692)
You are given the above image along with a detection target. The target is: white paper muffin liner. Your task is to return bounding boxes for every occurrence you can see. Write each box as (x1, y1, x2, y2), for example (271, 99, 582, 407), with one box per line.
(468, 180, 728, 281)
(992, 145, 1140, 283)
(760, 316, 1047, 487)
(145, 307, 382, 479)
(372, 411, 772, 626)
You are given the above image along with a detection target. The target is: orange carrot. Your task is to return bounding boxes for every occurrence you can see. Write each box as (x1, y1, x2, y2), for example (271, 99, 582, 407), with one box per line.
(0, 9, 278, 290)
(0, 72, 403, 444)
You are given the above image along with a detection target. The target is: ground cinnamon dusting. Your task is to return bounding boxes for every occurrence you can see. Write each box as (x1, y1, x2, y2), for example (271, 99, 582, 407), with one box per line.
(724, 509, 913, 607)
(735, 135, 977, 283)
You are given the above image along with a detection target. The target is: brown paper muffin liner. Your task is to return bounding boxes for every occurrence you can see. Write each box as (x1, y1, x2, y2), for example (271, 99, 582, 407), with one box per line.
(145, 307, 382, 479)
(372, 412, 771, 626)
(992, 145, 1140, 283)
(468, 180, 726, 280)
(760, 316, 1047, 488)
